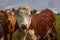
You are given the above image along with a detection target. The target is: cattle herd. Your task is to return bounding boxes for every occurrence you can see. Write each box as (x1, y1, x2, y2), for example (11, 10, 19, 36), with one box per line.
(0, 5, 58, 40)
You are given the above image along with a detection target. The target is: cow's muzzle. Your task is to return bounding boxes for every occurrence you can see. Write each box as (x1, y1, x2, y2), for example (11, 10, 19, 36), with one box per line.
(21, 24, 27, 29)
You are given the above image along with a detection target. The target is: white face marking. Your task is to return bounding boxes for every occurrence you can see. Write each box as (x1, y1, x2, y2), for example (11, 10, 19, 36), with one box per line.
(28, 30, 34, 35)
(17, 14, 31, 29)
(17, 7, 32, 29)
(27, 29, 37, 40)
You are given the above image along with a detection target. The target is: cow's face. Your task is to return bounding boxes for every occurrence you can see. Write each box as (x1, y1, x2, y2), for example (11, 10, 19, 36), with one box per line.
(17, 5, 33, 30)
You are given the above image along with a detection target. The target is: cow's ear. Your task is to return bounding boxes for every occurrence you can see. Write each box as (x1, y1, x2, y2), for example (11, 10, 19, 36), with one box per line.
(12, 8, 15, 11)
(31, 9, 37, 15)
(13, 9, 19, 15)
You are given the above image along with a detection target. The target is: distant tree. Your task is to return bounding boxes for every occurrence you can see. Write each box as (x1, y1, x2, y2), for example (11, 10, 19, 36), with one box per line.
(58, 8, 60, 15)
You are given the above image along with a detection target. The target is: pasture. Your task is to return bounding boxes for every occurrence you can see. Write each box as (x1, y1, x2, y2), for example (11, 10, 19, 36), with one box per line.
(56, 14, 60, 40)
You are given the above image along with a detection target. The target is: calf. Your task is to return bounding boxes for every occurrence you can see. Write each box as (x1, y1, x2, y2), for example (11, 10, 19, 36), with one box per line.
(3, 9, 19, 40)
(0, 10, 7, 40)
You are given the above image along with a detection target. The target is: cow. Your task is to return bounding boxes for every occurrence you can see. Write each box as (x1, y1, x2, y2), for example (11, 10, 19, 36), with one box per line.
(13, 5, 37, 40)
(2, 9, 19, 40)
(13, 5, 52, 40)
(0, 10, 8, 40)
(13, 5, 57, 40)
(0, 10, 4, 40)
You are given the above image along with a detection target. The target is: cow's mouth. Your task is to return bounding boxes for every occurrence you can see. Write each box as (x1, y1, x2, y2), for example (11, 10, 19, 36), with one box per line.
(21, 24, 27, 30)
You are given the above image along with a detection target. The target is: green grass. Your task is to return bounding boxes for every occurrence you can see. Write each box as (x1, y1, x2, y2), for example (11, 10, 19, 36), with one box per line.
(56, 15, 60, 40)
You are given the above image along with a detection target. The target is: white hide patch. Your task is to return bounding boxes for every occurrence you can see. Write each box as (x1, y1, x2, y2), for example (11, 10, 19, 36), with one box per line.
(28, 30, 34, 35)
(11, 12, 14, 15)
(27, 29, 37, 40)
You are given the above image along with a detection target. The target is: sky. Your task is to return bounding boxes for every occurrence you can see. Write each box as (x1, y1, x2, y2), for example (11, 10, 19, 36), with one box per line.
(0, 0, 60, 13)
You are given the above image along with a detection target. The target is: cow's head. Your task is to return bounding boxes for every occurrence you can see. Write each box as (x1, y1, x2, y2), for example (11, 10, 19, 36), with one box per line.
(5, 8, 17, 15)
(17, 5, 37, 30)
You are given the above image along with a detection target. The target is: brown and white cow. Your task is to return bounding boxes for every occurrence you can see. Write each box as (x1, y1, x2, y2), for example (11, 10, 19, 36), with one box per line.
(13, 5, 57, 40)
(0, 10, 8, 40)
(2, 9, 19, 40)
(13, 5, 37, 40)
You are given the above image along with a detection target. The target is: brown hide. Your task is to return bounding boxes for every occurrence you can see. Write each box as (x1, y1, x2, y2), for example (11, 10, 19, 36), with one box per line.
(0, 10, 8, 40)
(45, 8, 56, 32)
(28, 8, 57, 40)
(29, 10, 51, 37)
(45, 8, 57, 40)
(3, 9, 19, 40)
(0, 10, 6, 39)
(5, 9, 16, 33)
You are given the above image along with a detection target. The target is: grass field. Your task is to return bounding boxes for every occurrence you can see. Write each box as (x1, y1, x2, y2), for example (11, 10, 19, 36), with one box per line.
(56, 15, 60, 40)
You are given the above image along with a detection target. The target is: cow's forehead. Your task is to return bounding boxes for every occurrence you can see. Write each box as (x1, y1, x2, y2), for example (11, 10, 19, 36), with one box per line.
(5, 9, 13, 12)
(19, 5, 32, 15)
(18, 5, 32, 12)
(20, 5, 31, 10)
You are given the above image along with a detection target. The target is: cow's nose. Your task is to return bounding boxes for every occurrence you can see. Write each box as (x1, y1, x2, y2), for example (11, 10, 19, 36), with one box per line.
(21, 24, 27, 29)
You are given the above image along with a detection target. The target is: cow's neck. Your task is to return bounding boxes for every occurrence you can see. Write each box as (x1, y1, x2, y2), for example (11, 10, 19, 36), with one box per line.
(16, 28, 27, 40)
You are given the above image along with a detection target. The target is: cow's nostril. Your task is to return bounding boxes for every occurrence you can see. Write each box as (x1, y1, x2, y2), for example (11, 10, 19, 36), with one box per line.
(21, 24, 27, 29)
